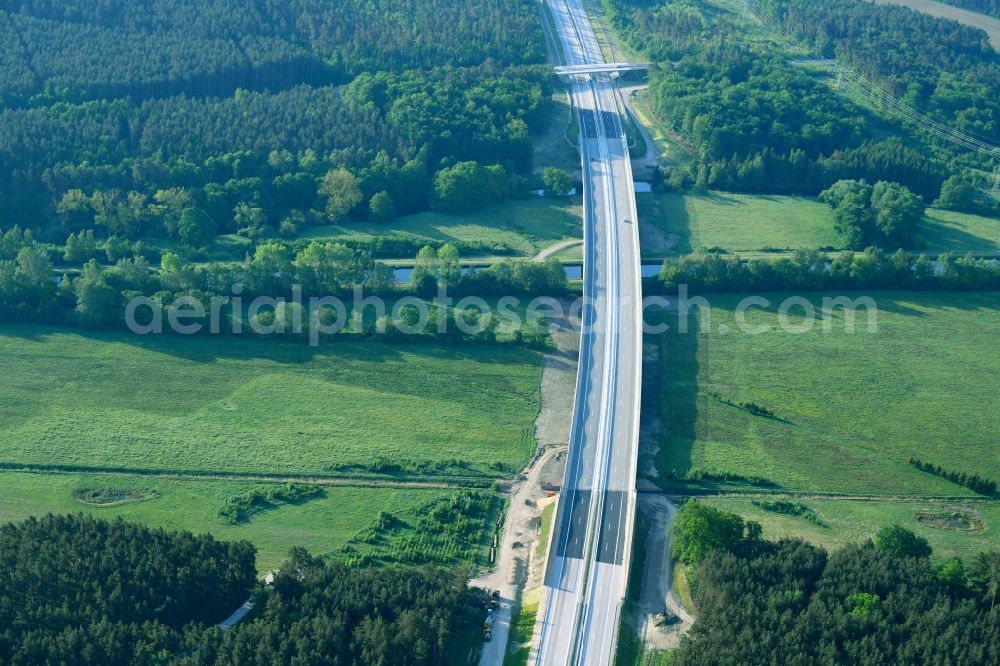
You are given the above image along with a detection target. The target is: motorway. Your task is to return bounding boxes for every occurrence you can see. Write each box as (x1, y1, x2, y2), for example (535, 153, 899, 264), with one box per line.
(535, 0, 644, 664)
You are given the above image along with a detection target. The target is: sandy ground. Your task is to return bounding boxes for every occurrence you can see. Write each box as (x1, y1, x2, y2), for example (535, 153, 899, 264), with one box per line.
(870, 0, 1000, 51)
(612, 337, 692, 653)
(534, 312, 582, 451)
(635, 496, 691, 651)
(471, 448, 562, 666)
(473, 306, 580, 665)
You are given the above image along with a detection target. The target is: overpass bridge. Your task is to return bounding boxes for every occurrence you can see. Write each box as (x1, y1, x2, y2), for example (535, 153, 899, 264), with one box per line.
(554, 63, 651, 77)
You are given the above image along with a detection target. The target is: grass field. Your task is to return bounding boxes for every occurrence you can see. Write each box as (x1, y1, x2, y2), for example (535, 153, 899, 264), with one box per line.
(638, 192, 842, 255)
(298, 197, 582, 259)
(655, 291, 1000, 495)
(639, 191, 1000, 257)
(920, 208, 1000, 253)
(201, 196, 582, 264)
(534, 91, 582, 176)
(536, 501, 556, 562)
(505, 587, 541, 666)
(0, 471, 484, 572)
(0, 324, 542, 477)
(705, 497, 1000, 560)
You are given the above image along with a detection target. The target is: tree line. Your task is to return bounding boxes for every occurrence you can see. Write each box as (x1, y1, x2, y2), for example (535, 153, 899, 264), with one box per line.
(656, 247, 1000, 293)
(670, 501, 1000, 665)
(909, 458, 998, 496)
(939, 0, 1000, 18)
(0, 236, 567, 345)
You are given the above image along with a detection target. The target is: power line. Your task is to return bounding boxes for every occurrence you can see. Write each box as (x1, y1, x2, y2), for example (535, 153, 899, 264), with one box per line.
(736, 0, 1000, 158)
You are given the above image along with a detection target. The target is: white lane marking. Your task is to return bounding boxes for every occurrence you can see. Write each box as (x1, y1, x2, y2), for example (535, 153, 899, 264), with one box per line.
(534, 42, 602, 665)
(536, 0, 644, 662)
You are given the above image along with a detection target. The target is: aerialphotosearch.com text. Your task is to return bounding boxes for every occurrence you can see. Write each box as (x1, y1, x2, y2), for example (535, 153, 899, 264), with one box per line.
(125, 284, 879, 346)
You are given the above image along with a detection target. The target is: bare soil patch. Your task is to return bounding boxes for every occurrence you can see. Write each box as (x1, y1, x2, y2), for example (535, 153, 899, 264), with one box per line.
(916, 506, 987, 532)
(74, 486, 159, 507)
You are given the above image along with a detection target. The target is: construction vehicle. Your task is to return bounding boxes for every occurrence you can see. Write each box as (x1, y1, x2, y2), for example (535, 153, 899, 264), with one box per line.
(484, 609, 494, 641)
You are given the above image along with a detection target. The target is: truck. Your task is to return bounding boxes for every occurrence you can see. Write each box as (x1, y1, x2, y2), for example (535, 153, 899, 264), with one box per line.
(484, 609, 494, 641)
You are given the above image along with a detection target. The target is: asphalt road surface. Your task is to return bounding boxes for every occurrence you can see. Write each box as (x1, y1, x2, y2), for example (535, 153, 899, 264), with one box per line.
(534, 0, 644, 664)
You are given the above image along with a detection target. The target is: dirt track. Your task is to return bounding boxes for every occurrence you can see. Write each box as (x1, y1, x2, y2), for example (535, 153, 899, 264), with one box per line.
(535, 238, 584, 262)
(635, 495, 690, 651)
(472, 306, 580, 665)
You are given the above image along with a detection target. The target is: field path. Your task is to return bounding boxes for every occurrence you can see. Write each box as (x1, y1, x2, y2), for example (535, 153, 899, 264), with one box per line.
(472, 304, 580, 665)
(618, 83, 661, 179)
(217, 598, 254, 631)
(0, 465, 480, 489)
(633, 495, 691, 652)
(535, 238, 583, 261)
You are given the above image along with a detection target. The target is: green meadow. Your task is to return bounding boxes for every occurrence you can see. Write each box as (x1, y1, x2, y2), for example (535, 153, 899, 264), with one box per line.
(0, 471, 489, 573)
(655, 291, 1000, 495)
(639, 191, 1000, 257)
(0, 324, 543, 478)
(705, 497, 1000, 561)
(639, 192, 840, 255)
(295, 196, 582, 258)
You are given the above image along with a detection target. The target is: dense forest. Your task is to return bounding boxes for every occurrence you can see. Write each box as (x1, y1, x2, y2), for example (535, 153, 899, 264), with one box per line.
(604, 0, 1000, 204)
(0, 0, 544, 103)
(0, 0, 552, 248)
(0, 66, 551, 241)
(671, 502, 1000, 665)
(757, 0, 1000, 142)
(0, 514, 256, 665)
(0, 514, 483, 665)
(183, 548, 479, 666)
(0, 67, 548, 179)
